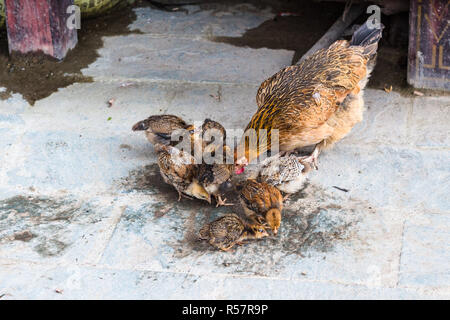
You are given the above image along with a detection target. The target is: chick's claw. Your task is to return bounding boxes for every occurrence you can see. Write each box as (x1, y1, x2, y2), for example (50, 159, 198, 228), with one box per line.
(215, 195, 233, 207)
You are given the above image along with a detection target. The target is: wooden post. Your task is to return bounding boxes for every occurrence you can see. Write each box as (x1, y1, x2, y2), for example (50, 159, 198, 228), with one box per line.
(408, 0, 449, 90)
(5, 0, 78, 60)
(298, 3, 365, 64)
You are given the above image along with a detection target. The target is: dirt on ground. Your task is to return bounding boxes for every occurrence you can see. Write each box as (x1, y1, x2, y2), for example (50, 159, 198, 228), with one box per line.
(0, 0, 446, 105)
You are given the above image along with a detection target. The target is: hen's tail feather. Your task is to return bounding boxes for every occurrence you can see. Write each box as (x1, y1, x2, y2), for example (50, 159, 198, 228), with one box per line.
(350, 20, 384, 46)
(351, 20, 384, 75)
(350, 20, 384, 57)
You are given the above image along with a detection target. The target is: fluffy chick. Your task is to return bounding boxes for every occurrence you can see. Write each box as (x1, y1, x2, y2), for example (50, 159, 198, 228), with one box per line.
(196, 145, 234, 207)
(201, 118, 227, 155)
(156, 144, 211, 203)
(257, 154, 312, 195)
(196, 162, 233, 207)
(199, 213, 268, 251)
(132, 114, 195, 147)
(240, 179, 283, 235)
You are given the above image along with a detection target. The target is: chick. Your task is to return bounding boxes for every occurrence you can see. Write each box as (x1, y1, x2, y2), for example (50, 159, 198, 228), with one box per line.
(199, 213, 268, 251)
(132, 114, 195, 147)
(201, 118, 227, 153)
(240, 179, 283, 235)
(196, 145, 234, 207)
(257, 154, 312, 196)
(196, 162, 233, 207)
(156, 144, 211, 203)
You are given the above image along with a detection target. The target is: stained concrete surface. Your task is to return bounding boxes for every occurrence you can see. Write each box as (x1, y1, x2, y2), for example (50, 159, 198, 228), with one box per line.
(0, 3, 449, 299)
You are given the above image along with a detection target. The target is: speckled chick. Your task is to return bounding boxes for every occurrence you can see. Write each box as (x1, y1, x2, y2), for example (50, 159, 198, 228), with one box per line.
(199, 214, 268, 251)
(156, 144, 211, 203)
(196, 145, 234, 207)
(240, 179, 283, 235)
(201, 118, 227, 155)
(257, 154, 311, 194)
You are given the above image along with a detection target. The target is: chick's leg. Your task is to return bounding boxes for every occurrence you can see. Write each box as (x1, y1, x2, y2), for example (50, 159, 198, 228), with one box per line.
(177, 190, 194, 201)
(215, 195, 233, 207)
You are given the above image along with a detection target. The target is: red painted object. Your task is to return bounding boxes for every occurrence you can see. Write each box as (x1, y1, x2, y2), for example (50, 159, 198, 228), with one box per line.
(5, 0, 77, 60)
(408, 0, 449, 90)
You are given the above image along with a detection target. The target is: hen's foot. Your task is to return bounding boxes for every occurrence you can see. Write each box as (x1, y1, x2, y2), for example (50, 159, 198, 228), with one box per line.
(298, 155, 318, 170)
(298, 148, 320, 170)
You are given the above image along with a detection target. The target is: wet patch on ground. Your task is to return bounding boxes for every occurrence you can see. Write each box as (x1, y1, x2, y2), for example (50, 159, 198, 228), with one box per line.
(210, 1, 448, 97)
(0, 1, 145, 105)
(0, 195, 103, 257)
(211, 1, 344, 65)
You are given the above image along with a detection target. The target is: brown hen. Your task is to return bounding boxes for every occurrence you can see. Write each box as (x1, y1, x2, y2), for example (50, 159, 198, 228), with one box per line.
(235, 22, 383, 173)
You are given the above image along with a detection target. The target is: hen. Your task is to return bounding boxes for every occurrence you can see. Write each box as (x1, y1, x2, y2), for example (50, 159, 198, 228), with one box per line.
(199, 213, 268, 251)
(235, 22, 383, 173)
(239, 179, 283, 235)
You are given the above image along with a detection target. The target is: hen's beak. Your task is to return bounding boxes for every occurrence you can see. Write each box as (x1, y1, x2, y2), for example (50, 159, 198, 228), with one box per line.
(235, 166, 245, 175)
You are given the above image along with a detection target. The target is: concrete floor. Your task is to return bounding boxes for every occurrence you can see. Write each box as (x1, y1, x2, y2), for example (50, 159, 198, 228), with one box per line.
(0, 3, 449, 299)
